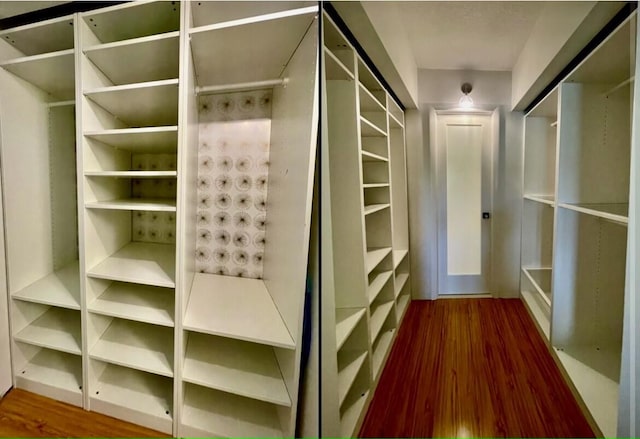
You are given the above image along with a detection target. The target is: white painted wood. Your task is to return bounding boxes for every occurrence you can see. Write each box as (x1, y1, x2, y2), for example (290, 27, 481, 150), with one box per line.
(359, 83, 385, 112)
(90, 318, 173, 377)
(87, 242, 176, 288)
(90, 361, 173, 434)
(335, 308, 366, 350)
(395, 273, 410, 298)
(184, 273, 294, 349)
(365, 247, 392, 273)
(12, 260, 80, 310)
(88, 282, 174, 327)
(85, 198, 177, 212)
(1, 49, 75, 100)
(368, 271, 393, 304)
(558, 202, 629, 224)
(84, 79, 179, 127)
(389, 120, 410, 254)
(393, 249, 408, 269)
(520, 287, 550, 340)
(84, 32, 179, 85)
(324, 47, 354, 81)
(522, 267, 552, 306)
(360, 116, 387, 137)
(362, 150, 388, 162)
(196, 78, 287, 95)
(0, 15, 74, 56)
(364, 204, 390, 216)
(363, 183, 389, 189)
(82, 1, 180, 45)
(340, 390, 369, 438)
(189, 7, 316, 87)
(0, 172, 10, 395)
(190, 1, 314, 28)
(14, 308, 81, 355)
(337, 350, 367, 407)
(372, 328, 394, 380)
(524, 194, 555, 206)
(396, 294, 410, 323)
(84, 127, 178, 152)
(183, 332, 290, 407)
(181, 383, 282, 437)
(323, 12, 355, 76)
(554, 347, 620, 437)
(85, 171, 177, 178)
(369, 301, 394, 343)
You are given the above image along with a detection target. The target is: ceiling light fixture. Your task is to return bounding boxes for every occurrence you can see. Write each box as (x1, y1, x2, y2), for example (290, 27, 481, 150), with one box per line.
(459, 82, 474, 108)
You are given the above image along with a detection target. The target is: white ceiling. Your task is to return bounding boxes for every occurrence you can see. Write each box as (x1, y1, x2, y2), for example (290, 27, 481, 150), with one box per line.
(0, 2, 68, 20)
(396, 1, 546, 71)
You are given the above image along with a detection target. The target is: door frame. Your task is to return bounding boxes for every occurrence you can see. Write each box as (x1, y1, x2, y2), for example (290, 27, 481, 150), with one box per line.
(432, 107, 499, 297)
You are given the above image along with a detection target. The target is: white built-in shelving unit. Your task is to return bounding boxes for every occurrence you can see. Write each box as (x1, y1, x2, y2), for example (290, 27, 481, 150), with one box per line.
(321, 12, 412, 438)
(520, 13, 636, 438)
(0, 1, 319, 437)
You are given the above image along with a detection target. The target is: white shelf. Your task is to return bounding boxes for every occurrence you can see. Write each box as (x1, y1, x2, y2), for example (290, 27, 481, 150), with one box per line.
(395, 273, 409, 298)
(90, 318, 173, 377)
(182, 384, 282, 437)
(524, 194, 555, 206)
(555, 346, 620, 438)
(12, 261, 80, 310)
(14, 308, 81, 355)
(0, 16, 74, 56)
(0, 49, 75, 100)
(388, 112, 404, 129)
(15, 348, 82, 395)
(189, 7, 317, 87)
(84, 79, 178, 127)
(369, 301, 394, 343)
(363, 203, 389, 216)
(89, 282, 174, 327)
(522, 267, 552, 306)
(366, 247, 391, 274)
(360, 116, 387, 137)
(361, 150, 388, 162)
(324, 47, 354, 81)
(183, 332, 290, 407)
(184, 273, 294, 349)
(86, 198, 176, 212)
(359, 83, 385, 112)
(85, 171, 177, 178)
(368, 271, 393, 304)
(84, 32, 179, 85)
(338, 350, 367, 406)
(393, 249, 408, 269)
(521, 289, 550, 341)
(336, 308, 366, 350)
(84, 127, 178, 152)
(397, 294, 410, 322)
(372, 329, 394, 379)
(91, 362, 173, 430)
(340, 391, 369, 438)
(558, 202, 628, 224)
(362, 183, 389, 189)
(87, 242, 176, 288)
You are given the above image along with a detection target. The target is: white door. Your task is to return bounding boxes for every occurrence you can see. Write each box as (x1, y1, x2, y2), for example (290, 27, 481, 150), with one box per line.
(0, 178, 12, 396)
(436, 112, 493, 295)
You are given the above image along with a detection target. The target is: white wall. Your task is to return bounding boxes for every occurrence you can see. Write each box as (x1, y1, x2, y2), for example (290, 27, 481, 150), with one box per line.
(409, 69, 523, 299)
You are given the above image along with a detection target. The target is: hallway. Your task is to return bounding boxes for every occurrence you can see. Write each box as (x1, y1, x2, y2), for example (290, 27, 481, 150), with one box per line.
(359, 299, 595, 437)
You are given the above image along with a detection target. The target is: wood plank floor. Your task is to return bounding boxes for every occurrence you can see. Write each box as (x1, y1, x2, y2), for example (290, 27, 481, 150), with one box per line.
(359, 299, 595, 438)
(0, 388, 169, 437)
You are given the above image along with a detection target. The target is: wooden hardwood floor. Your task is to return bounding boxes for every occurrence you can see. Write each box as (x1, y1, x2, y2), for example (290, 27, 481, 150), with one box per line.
(359, 299, 595, 438)
(0, 388, 169, 437)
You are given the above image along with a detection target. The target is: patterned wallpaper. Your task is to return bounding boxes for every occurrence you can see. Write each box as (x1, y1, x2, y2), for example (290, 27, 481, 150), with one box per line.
(195, 90, 272, 279)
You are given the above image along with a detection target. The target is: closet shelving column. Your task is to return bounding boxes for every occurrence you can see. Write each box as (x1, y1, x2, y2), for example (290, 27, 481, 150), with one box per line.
(0, 15, 82, 406)
(387, 97, 411, 322)
(178, 2, 319, 437)
(78, 1, 180, 433)
(520, 88, 558, 340)
(551, 13, 635, 437)
(323, 13, 373, 438)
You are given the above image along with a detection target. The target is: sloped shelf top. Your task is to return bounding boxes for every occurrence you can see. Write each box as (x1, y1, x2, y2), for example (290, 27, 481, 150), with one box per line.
(397, 294, 410, 321)
(335, 307, 366, 350)
(395, 273, 410, 298)
(0, 49, 75, 100)
(361, 150, 388, 162)
(360, 116, 387, 137)
(181, 384, 282, 438)
(368, 270, 393, 304)
(183, 332, 290, 407)
(366, 247, 392, 274)
(87, 242, 176, 288)
(90, 318, 174, 377)
(341, 390, 369, 437)
(324, 47, 354, 81)
(364, 203, 390, 216)
(359, 83, 385, 112)
(85, 171, 177, 178)
(84, 127, 178, 152)
(372, 329, 394, 379)
(89, 282, 174, 327)
(522, 267, 552, 306)
(86, 198, 177, 212)
(388, 112, 404, 129)
(84, 32, 179, 85)
(393, 249, 408, 269)
(84, 79, 179, 127)
(521, 288, 550, 340)
(17, 348, 82, 395)
(12, 260, 80, 310)
(362, 183, 389, 189)
(524, 194, 555, 207)
(558, 202, 628, 224)
(189, 6, 317, 86)
(184, 273, 294, 349)
(369, 301, 394, 343)
(0, 15, 74, 55)
(338, 350, 367, 407)
(14, 307, 81, 355)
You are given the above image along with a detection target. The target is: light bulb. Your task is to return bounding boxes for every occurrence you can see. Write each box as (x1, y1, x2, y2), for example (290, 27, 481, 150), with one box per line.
(459, 94, 474, 108)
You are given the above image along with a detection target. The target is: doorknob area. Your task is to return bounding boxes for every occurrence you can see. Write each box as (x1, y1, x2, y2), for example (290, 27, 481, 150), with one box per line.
(483, 212, 491, 219)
